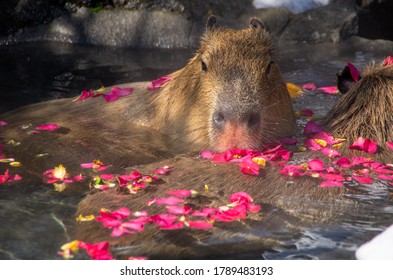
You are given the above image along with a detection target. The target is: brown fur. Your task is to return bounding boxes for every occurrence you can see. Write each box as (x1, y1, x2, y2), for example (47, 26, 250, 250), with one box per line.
(73, 59, 393, 259)
(323, 62, 393, 161)
(149, 19, 296, 151)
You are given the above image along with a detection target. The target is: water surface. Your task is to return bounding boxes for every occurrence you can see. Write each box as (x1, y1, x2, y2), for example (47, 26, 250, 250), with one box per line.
(0, 41, 392, 259)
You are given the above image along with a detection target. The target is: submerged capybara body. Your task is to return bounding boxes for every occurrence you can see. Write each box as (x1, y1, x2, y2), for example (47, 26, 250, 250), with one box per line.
(73, 58, 393, 259)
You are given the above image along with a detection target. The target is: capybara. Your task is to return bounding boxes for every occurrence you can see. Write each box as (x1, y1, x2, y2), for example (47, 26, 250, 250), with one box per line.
(0, 16, 295, 181)
(73, 58, 393, 259)
(149, 16, 296, 152)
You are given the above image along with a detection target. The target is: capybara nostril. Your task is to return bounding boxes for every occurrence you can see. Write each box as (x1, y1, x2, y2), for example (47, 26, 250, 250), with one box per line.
(246, 112, 261, 129)
(212, 111, 226, 129)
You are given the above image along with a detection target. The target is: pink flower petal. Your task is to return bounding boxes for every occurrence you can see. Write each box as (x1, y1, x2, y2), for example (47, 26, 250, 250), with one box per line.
(147, 75, 171, 91)
(73, 174, 84, 181)
(73, 89, 95, 102)
(212, 205, 248, 222)
(247, 203, 261, 213)
(103, 93, 121, 102)
(383, 56, 393, 66)
(304, 139, 322, 151)
(319, 173, 345, 181)
(200, 150, 214, 159)
(299, 109, 314, 117)
(280, 164, 303, 177)
(80, 163, 94, 168)
(78, 241, 114, 260)
(349, 137, 377, 154)
(192, 208, 217, 217)
(187, 220, 213, 229)
(110, 87, 133, 96)
(333, 157, 353, 168)
(100, 174, 114, 181)
(321, 147, 341, 158)
(302, 83, 317, 91)
(372, 167, 393, 174)
(166, 189, 192, 198)
(239, 157, 260, 176)
(160, 222, 184, 230)
(110, 227, 135, 237)
(320, 180, 343, 187)
(122, 220, 146, 232)
(166, 205, 193, 215)
(347, 62, 359, 82)
(304, 121, 324, 137)
(36, 123, 60, 131)
(149, 214, 178, 227)
(352, 176, 373, 184)
(318, 86, 339, 94)
(153, 168, 170, 175)
(153, 196, 185, 206)
(229, 192, 253, 204)
(307, 158, 325, 171)
(377, 174, 393, 181)
(0, 120, 8, 126)
(119, 171, 142, 181)
(386, 142, 393, 151)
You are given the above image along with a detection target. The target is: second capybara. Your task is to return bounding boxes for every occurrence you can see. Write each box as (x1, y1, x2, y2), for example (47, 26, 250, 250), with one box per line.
(73, 59, 393, 259)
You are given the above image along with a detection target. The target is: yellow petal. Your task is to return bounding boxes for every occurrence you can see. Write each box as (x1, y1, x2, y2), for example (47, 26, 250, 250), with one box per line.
(298, 146, 307, 152)
(313, 138, 327, 147)
(10, 162, 21, 167)
(76, 214, 95, 222)
(204, 184, 209, 191)
(53, 182, 66, 192)
(53, 164, 67, 180)
(7, 140, 20, 146)
(0, 158, 15, 163)
(35, 153, 49, 158)
(252, 157, 266, 167)
(286, 83, 304, 98)
(96, 86, 106, 93)
(332, 142, 344, 149)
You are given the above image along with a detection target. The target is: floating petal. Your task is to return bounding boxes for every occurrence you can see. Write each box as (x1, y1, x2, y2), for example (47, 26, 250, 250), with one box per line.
(36, 123, 60, 131)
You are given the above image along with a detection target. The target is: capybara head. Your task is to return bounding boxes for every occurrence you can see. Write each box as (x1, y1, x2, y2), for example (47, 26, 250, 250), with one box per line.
(324, 58, 393, 146)
(151, 17, 296, 152)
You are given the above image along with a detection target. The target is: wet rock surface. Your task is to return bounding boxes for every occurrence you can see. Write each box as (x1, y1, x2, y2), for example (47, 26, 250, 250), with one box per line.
(0, 0, 392, 48)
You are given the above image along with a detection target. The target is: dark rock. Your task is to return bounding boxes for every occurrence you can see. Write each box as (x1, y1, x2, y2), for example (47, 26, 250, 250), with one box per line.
(356, 0, 393, 40)
(278, 1, 358, 43)
(0, 0, 65, 36)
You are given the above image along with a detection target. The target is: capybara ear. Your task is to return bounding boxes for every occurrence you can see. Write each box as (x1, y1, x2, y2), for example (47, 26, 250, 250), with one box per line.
(337, 65, 361, 94)
(206, 15, 217, 31)
(249, 18, 265, 30)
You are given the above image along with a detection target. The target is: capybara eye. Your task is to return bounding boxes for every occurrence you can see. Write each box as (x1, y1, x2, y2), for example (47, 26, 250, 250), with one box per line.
(201, 60, 208, 72)
(212, 112, 225, 127)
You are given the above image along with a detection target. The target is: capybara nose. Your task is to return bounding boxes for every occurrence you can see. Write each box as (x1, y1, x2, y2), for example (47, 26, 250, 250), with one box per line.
(212, 110, 261, 129)
(244, 112, 261, 129)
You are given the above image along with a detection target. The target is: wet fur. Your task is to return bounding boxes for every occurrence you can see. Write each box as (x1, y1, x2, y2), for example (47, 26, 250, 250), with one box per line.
(73, 59, 393, 259)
